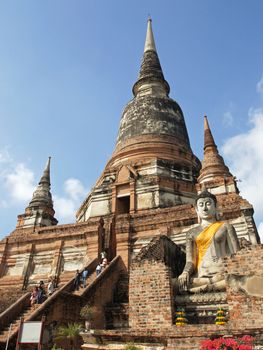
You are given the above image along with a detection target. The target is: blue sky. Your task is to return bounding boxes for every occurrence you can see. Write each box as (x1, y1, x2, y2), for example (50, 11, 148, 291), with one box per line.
(0, 1, 263, 239)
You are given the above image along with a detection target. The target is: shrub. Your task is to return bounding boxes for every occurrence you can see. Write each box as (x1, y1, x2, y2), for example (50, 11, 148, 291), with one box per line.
(200, 335, 254, 350)
(55, 323, 82, 350)
(80, 304, 93, 320)
(124, 343, 143, 350)
(51, 345, 64, 350)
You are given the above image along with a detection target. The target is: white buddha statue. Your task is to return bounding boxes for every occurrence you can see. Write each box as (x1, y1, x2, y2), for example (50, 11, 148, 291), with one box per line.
(174, 190, 240, 293)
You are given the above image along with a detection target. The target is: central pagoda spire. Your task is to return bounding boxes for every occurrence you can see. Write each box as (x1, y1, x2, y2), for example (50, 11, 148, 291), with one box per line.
(115, 19, 193, 155)
(133, 18, 170, 97)
(77, 19, 201, 222)
(144, 18, 157, 52)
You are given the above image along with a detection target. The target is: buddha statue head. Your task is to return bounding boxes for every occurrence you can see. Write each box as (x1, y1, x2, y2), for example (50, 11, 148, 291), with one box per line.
(195, 190, 218, 223)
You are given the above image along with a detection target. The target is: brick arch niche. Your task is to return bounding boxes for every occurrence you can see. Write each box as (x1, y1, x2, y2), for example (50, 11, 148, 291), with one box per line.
(112, 165, 136, 215)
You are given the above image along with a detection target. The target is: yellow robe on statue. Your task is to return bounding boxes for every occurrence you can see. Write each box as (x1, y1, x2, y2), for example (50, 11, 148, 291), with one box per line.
(196, 222, 224, 269)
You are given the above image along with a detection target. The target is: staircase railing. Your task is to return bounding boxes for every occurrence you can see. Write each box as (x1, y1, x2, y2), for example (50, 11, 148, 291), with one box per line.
(0, 257, 99, 342)
(27, 257, 99, 321)
(0, 255, 127, 345)
(0, 292, 30, 332)
(77, 255, 126, 329)
(81, 255, 121, 299)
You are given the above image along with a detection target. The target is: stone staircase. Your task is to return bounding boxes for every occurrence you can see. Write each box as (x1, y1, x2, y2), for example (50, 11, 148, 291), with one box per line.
(104, 272, 129, 329)
(0, 270, 96, 344)
(0, 303, 42, 343)
(0, 256, 127, 348)
(71, 269, 97, 296)
(0, 284, 27, 314)
(0, 257, 99, 348)
(57, 271, 75, 285)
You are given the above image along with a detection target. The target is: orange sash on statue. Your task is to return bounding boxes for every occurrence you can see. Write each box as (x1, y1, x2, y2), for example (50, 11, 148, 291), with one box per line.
(196, 222, 224, 268)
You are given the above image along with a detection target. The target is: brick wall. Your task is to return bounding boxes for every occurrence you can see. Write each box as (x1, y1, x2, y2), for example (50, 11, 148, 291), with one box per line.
(226, 245, 263, 330)
(127, 242, 263, 346)
(129, 259, 174, 329)
(129, 236, 180, 330)
(82, 255, 127, 329)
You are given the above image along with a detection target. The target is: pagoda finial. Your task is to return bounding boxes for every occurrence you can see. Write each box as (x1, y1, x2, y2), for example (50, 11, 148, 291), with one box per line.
(144, 17, 157, 52)
(198, 116, 234, 188)
(132, 19, 170, 97)
(16, 157, 58, 229)
(29, 157, 53, 208)
(204, 116, 216, 149)
(39, 156, 51, 186)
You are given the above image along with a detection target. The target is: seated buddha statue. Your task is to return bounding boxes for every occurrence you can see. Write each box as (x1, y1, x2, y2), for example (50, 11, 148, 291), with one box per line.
(174, 190, 240, 293)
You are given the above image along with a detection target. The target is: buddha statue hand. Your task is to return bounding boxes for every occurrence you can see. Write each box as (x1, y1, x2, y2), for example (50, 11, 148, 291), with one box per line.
(212, 256, 219, 263)
(178, 271, 190, 291)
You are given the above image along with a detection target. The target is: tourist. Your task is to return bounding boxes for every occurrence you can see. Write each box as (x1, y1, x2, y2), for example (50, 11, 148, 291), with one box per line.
(82, 268, 88, 288)
(101, 258, 108, 270)
(99, 258, 107, 274)
(100, 251, 107, 260)
(30, 286, 38, 308)
(37, 281, 46, 304)
(47, 278, 55, 296)
(73, 269, 81, 290)
(96, 263, 102, 276)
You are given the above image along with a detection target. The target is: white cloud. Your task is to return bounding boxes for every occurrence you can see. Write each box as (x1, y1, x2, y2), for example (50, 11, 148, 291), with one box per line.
(0, 149, 34, 206)
(4, 163, 35, 203)
(222, 111, 234, 127)
(256, 76, 263, 94)
(222, 109, 263, 225)
(53, 196, 76, 221)
(54, 178, 87, 223)
(64, 178, 86, 201)
(0, 149, 88, 232)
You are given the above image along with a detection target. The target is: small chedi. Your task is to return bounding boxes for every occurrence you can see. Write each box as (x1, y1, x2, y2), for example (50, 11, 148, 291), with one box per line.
(0, 19, 262, 350)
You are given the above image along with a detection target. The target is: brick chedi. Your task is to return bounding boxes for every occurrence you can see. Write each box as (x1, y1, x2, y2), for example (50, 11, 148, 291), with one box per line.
(16, 157, 58, 229)
(76, 18, 201, 222)
(0, 19, 262, 350)
(196, 116, 260, 245)
(197, 116, 237, 194)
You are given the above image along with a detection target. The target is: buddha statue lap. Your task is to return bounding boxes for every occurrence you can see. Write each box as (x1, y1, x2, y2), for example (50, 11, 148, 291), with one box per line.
(173, 190, 240, 293)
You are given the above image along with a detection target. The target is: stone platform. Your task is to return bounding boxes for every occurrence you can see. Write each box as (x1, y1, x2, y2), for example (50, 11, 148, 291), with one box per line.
(175, 292, 228, 324)
(81, 325, 263, 350)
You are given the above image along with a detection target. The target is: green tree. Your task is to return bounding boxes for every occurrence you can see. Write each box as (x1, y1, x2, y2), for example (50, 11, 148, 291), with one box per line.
(124, 343, 142, 350)
(51, 345, 64, 350)
(55, 322, 82, 350)
(80, 304, 93, 321)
